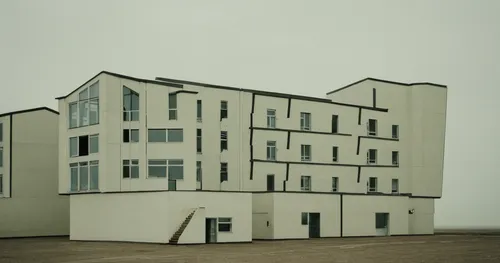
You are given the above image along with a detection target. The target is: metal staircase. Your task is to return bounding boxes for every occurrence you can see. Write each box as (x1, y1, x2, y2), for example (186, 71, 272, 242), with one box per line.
(169, 209, 197, 244)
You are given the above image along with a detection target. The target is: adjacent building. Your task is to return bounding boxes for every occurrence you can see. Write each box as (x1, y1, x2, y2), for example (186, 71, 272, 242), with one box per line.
(56, 71, 447, 244)
(0, 107, 69, 238)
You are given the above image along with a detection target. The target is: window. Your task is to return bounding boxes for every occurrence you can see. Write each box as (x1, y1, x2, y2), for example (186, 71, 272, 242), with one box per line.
(196, 129, 202, 153)
(367, 149, 377, 164)
(89, 135, 99, 154)
(69, 134, 99, 157)
(0, 174, 3, 195)
(392, 151, 399, 165)
(168, 180, 177, 191)
(368, 119, 377, 136)
(220, 101, 228, 119)
(267, 174, 275, 191)
(301, 144, 311, 161)
(332, 146, 338, 162)
(70, 161, 99, 192)
(123, 159, 139, 179)
(148, 159, 167, 178)
(392, 179, 399, 193)
(196, 161, 202, 182)
(0, 147, 2, 167)
(169, 94, 177, 120)
(218, 218, 232, 232)
(147, 159, 184, 179)
(301, 175, 311, 191)
(392, 125, 399, 139)
(300, 112, 311, 131)
(70, 82, 99, 128)
(197, 100, 202, 121)
(332, 177, 339, 192)
(0, 122, 3, 142)
(69, 137, 78, 157)
(220, 131, 228, 151)
(368, 177, 377, 192)
(220, 162, 228, 182)
(147, 129, 183, 142)
(123, 129, 139, 143)
(301, 212, 308, 225)
(168, 159, 184, 180)
(331, 115, 339, 133)
(123, 86, 139, 121)
(266, 141, 276, 160)
(267, 109, 276, 128)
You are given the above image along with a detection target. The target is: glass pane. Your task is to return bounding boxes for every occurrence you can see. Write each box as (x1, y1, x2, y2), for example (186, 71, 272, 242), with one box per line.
(196, 161, 202, 182)
(301, 213, 308, 225)
(219, 218, 231, 223)
(69, 137, 78, 157)
(79, 101, 89, 126)
(131, 93, 139, 111)
(197, 100, 202, 118)
(89, 81, 99, 98)
(69, 103, 78, 128)
(122, 165, 130, 178)
(169, 109, 177, 120)
(123, 94, 131, 111)
(131, 111, 139, 121)
(168, 129, 183, 142)
(70, 167, 78, 191)
(0, 148, 3, 167)
(168, 165, 184, 180)
(168, 180, 177, 191)
(79, 165, 89, 190)
(89, 135, 99, 154)
(79, 88, 88, 100)
(149, 166, 167, 177)
(0, 123, 2, 142)
(148, 129, 166, 142)
(131, 166, 139, 178)
(89, 99, 99, 125)
(169, 94, 177, 108)
(130, 129, 139, 142)
(218, 223, 231, 232)
(90, 165, 99, 190)
(148, 159, 167, 165)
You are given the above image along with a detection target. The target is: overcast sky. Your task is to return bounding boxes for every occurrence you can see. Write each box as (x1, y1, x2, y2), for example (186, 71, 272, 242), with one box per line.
(1, 0, 499, 228)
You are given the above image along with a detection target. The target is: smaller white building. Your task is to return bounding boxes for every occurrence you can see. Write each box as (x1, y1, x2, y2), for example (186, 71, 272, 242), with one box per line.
(0, 107, 69, 238)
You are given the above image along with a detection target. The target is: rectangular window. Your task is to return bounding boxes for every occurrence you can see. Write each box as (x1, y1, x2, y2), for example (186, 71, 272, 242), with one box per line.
(89, 98, 99, 125)
(301, 144, 311, 162)
(148, 159, 167, 178)
(148, 129, 167, 142)
(220, 162, 228, 182)
(300, 112, 311, 131)
(331, 115, 339, 133)
(69, 137, 78, 157)
(168, 159, 184, 180)
(197, 100, 202, 121)
(169, 94, 177, 120)
(367, 149, 377, 164)
(220, 101, 228, 119)
(392, 179, 399, 193)
(0, 122, 3, 142)
(123, 159, 139, 179)
(123, 86, 139, 121)
(0, 174, 3, 195)
(123, 129, 139, 143)
(392, 151, 399, 165)
(301, 212, 308, 225)
(70, 163, 78, 191)
(332, 177, 339, 192)
(79, 100, 89, 126)
(368, 119, 377, 136)
(196, 129, 202, 153)
(79, 162, 89, 191)
(89, 134, 99, 154)
(220, 131, 228, 151)
(0, 147, 3, 167)
(368, 177, 378, 192)
(267, 174, 275, 191)
(267, 109, 276, 128)
(78, 135, 89, 156)
(218, 217, 232, 232)
(392, 125, 399, 139)
(332, 146, 338, 162)
(267, 141, 276, 160)
(301, 175, 311, 191)
(69, 102, 78, 128)
(89, 160, 99, 190)
(196, 161, 202, 182)
(168, 129, 183, 142)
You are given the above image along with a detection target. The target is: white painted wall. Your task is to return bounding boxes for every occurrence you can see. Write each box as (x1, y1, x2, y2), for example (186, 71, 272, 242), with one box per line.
(409, 198, 435, 235)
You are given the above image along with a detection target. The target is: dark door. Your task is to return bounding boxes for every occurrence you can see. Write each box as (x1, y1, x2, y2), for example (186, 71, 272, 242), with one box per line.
(205, 218, 217, 243)
(309, 213, 321, 238)
(267, 174, 275, 191)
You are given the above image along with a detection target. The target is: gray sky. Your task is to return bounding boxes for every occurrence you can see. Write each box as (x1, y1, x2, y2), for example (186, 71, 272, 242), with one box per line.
(1, 0, 499, 228)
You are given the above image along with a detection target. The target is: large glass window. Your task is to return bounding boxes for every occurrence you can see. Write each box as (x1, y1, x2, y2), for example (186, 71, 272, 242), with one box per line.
(123, 86, 139, 121)
(168, 159, 184, 180)
(123, 159, 139, 179)
(69, 161, 99, 192)
(68, 81, 99, 128)
(148, 159, 167, 178)
(148, 129, 183, 142)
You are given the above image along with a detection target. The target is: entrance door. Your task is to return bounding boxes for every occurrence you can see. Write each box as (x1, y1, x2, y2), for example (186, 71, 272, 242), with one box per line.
(375, 213, 389, 236)
(308, 213, 321, 238)
(267, 174, 275, 191)
(205, 218, 217, 243)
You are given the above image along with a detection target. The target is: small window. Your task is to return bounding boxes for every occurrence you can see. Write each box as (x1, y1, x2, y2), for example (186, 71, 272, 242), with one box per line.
(301, 175, 311, 191)
(89, 134, 99, 154)
(368, 119, 377, 136)
(332, 177, 339, 192)
(392, 125, 399, 139)
(267, 174, 275, 191)
(220, 131, 228, 151)
(332, 146, 338, 162)
(148, 159, 167, 178)
(218, 217, 232, 232)
(367, 149, 377, 164)
(220, 162, 228, 182)
(301, 212, 308, 225)
(0, 174, 3, 195)
(267, 141, 276, 160)
(220, 101, 228, 119)
(148, 129, 167, 142)
(123, 129, 139, 143)
(301, 144, 311, 162)
(69, 137, 78, 157)
(300, 112, 311, 131)
(331, 115, 339, 133)
(169, 94, 177, 120)
(196, 161, 202, 182)
(0, 122, 3, 142)
(0, 147, 3, 167)
(267, 109, 276, 128)
(168, 129, 183, 142)
(392, 151, 399, 165)
(368, 177, 378, 192)
(196, 129, 202, 153)
(392, 179, 399, 193)
(197, 100, 202, 121)
(123, 160, 139, 179)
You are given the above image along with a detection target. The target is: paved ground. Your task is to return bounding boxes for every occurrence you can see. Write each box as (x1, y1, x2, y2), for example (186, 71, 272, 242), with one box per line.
(1, 235, 500, 263)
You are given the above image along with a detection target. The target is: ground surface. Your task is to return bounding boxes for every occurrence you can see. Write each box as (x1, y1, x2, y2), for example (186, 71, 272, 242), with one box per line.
(1, 235, 500, 263)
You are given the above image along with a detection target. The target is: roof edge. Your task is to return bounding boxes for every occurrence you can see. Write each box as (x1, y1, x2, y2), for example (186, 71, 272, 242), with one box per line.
(0, 107, 59, 118)
(326, 77, 448, 95)
(155, 76, 240, 90)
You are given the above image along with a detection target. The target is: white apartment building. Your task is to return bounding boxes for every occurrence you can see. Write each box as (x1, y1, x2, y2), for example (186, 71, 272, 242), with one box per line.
(57, 71, 446, 244)
(0, 107, 69, 238)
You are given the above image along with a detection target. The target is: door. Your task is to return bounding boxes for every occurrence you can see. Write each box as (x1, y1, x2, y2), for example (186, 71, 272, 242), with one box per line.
(267, 174, 275, 191)
(308, 213, 321, 238)
(205, 218, 217, 243)
(375, 213, 389, 236)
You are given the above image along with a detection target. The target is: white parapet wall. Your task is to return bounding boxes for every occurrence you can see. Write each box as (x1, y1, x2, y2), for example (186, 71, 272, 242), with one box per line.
(70, 191, 252, 244)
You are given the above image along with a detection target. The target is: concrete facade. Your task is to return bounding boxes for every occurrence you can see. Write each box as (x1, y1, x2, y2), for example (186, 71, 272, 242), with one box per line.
(0, 108, 69, 238)
(56, 72, 447, 243)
